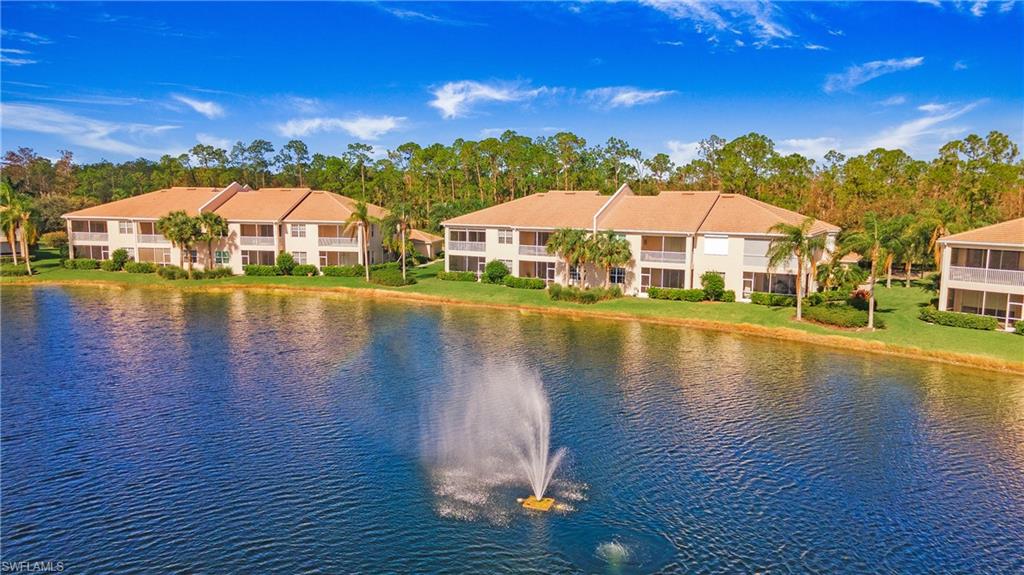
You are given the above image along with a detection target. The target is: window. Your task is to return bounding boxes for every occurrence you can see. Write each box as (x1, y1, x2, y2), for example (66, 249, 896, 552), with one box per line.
(498, 229, 513, 244)
(242, 250, 275, 265)
(138, 247, 171, 264)
(290, 224, 306, 238)
(73, 245, 109, 259)
(214, 251, 230, 265)
(320, 251, 359, 267)
(449, 229, 486, 243)
(990, 250, 1023, 271)
(449, 255, 485, 273)
(569, 265, 581, 283)
(500, 259, 513, 269)
(184, 249, 198, 264)
(292, 251, 307, 264)
(118, 221, 134, 235)
(124, 248, 135, 261)
(138, 221, 157, 235)
(241, 224, 274, 237)
(704, 235, 729, 256)
(610, 267, 626, 284)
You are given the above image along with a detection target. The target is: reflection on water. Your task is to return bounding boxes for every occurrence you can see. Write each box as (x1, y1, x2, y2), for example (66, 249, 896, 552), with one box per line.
(2, 286, 1023, 574)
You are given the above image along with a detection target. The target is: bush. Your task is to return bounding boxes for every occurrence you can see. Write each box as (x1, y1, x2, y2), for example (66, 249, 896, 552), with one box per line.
(483, 260, 511, 284)
(370, 261, 400, 271)
(100, 259, 120, 272)
(40, 230, 68, 249)
(700, 271, 725, 301)
(108, 248, 131, 271)
(275, 252, 296, 276)
(72, 258, 99, 270)
(847, 289, 878, 311)
(918, 306, 998, 331)
(721, 289, 736, 303)
(548, 283, 621, 304)
(291, 264, 318, 276)
(124, 261, 157, 274)
(370, 268, 416, 286)
(647, 287, 705, 302)
(804, 303, 884, 329)
(750, 291, 796, 307)
(503, 276, 546, 289)
(243, 264, 280, 276)
(1016, 322, 1024, 335)
(157, 265, 188, 280)
(438, 271, 477, 282)
(1, 264, 30, 276)
(805, 290, 850, 307)
(195, 267, 233, 279)
(321, 264, 364, 277)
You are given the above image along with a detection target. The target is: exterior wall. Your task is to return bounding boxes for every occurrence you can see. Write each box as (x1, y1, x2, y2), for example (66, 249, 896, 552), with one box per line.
(281, 222, 361, 268)
(938, 242, 1024, 326)
(413, 239, 443, 259)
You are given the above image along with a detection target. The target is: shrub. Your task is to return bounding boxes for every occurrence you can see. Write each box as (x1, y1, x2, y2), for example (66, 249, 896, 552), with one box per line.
(806, 290, 850, 307)
(847, 289, 879, 311)
(321, 264, 364, 277)
(721, 290, 736, 303)
(276, 252, 296, 276)
(108, 248, 131, 271)
(370, 261, 400, 271)
(157, 265, 188, 280)
(1, 264, 30, 276)
(647, 287, 705, 302)
(72, 258, 100, 270)
(483, 260, 511, 284)
(750, 291, 796, 307)
(548, 283, 621, 304)
(804, 303, 884, 329)
(700, 271, 725, 301)
(40, 230, 68, 249)
(100, 259, 120, 272)
(503, 276, 545, 289)
(370, 268, 416, 286)
(438, 271, 477, 282)
(291, 264, 318, 276)
(1016, 322, 1024, 335)
(243, 264, 279, 276)
(195, 267, 233, 279)
(124, 261, 157, 274)
(918, 306, 998, 331)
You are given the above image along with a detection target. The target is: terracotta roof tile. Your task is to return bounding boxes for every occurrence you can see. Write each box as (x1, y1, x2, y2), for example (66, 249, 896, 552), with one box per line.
(442, 191, 609, 229)
(283, 191, 389, 222)
(62, 187, 221, 219)
(410, 229, 443, 243)
(699, 194, 839, 235)
(939, 218, 1024, 246)
(212, 188, 310, 221)
(596, 191, 719, 233)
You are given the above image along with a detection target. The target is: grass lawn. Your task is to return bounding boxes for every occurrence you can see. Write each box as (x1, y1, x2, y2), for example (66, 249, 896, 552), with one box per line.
(5, 249, 1023, 369)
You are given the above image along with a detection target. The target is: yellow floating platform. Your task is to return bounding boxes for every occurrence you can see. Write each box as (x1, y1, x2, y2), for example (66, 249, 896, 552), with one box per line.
(521, 496, 555, 512)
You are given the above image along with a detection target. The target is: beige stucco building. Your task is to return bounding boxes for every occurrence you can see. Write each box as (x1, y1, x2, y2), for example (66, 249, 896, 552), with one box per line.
(63, 183, 389, 274)
(937, 217, 1024, 329)
(442, 184, 838, 300)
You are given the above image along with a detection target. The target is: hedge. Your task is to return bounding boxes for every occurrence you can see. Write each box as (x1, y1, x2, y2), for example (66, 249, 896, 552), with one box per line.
(276, 252, 296, 276)
(110, 248, 131, 271)
(647, 287, 705, 302)
(100, 260, 120, 272)
(1016, 321, 1024, 335)
(482, 260, 510, 284)
(291, 264, 319, 276)
(124, 262, 157, 274)
(195, 268, 233, 279)
(503, 276, 545, 289)
(918, 306, 998, 331)
(750, 291, 796, 307)
(67, 258, 100, 270)
(1, 264, 31, 276)
(438, 271, 477, 282)
(243, 264, 280, 276)
(157, 265, 189, 280)
(370, 268, 416, 286)
(804, 303, 884, 329)
(322, 264, 364, 277)
(806, 290, 850, 307)
(700, 271, 725, 301)
(548, 284, 622, 304)
(721, 290, 736, 303)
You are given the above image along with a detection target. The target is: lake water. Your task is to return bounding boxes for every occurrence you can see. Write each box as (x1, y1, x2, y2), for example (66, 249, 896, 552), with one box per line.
(2, 286, 1023, 573)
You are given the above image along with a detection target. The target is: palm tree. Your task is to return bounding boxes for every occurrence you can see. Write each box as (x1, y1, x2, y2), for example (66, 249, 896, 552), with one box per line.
(1, 182, 20, 266)
(546, 228, 588, 286)
(1, 192, 36, 274)
(766, 216, 827, 321)
(157, 210, 201, 278)
(344, 201, 376, 282)
(843, 212, 890, 330)
(196, 212, 229, 269)
(383, 205, 414, 280)
(17, 208, 37, 275)
(591, 230, 632, 288)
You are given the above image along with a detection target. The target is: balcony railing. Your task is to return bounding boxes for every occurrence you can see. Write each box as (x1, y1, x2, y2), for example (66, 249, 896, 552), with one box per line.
(240, 236, 275, 246)
(318, 237, 359, 247)
(137, 234, 169, 245)
(744, 254, 798, 269)
(949, 265, 1024, 287)
(72, 232, 108, 242)
(641, 250, 686, 264)
(518, 244, 551, 256)
(450, 241, 486, 252)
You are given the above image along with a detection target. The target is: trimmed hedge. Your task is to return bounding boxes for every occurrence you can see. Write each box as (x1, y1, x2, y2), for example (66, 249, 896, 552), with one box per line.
(291, 264, 319, 276)
(157, 265, 189, 280)
(483, 260, 510, 284)
(67, 258, 100, 270)
(322, 264, 364, 277)
(647, 287, 705, 302)
(919, 306, 998, 331)
(243, 264, 280, 276)
(100, 260, 120, 272)
(124, 261, 157, 273)
(806, 290, 850, 307)
(548, 283, 622, 304)
(1, 264, 31, 276)
(804, 303, 884, 329)
(750, 291, 797, 307)
(721, 290, 736, 303)
(503, 276, 545, 289)
(370, 268, 416, 286)
(195, 268, 233, 279)
(438, 271, 477, 282)
(1016, 321, 1024, 335)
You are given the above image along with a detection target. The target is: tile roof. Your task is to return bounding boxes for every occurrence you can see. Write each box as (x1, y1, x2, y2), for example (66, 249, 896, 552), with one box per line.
(596, 191, 719, 233)
(63, 187, 222, 219)
(442, 190, 611, 229)
(410, 229, 443, 243)
(938, 218, 1024, 247)
(699, 194, 839, 235)
(213, 188, 310, 221)
(282, 190, 389, 222)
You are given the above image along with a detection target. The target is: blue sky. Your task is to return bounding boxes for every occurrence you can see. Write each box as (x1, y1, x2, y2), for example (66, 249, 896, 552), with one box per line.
(1, 1, 1021, 165)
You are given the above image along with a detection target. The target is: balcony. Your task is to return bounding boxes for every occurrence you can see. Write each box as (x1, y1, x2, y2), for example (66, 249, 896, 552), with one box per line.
(72, 232, 108, 242)
(518, 245, 550, 257)
(318, 237, 359, 248)
(240, 236, 275, 246)
(641, 250, 686, 264)
(949, 265, 1024, 287)
(743, 254, 798, 269)
(137, 234, 169, 245)
(450, 240, 486, 252)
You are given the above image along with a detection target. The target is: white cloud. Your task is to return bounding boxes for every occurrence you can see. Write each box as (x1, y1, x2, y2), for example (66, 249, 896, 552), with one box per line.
(657, 40, 685, 46)
(879, 95, 907, 106)
(275, 115, 405, 140)
(172, 94, 225, 119)
(804, 43, 829, 51)
(954, 60, 968, 70)
(778, 137, 840, 160)
(827, 28, 845, 36)
(0, 29, 53, 45)
(429, 80, 549, 119)
(380, 6, 478, 26)
(863, 100, 982, 150)
(824, 56, 924, 93)
(585, 86, 676, 109)
(0, 52, 37, 66)
(667, 140, 701, 165)
(196, 133, 232, 149)
(917, 103, 948, 113)
(971, 1, 989, 16)
(0, 103, 178, 156)
(999, 1, 1015, 12)
(641, 0, 793, 47)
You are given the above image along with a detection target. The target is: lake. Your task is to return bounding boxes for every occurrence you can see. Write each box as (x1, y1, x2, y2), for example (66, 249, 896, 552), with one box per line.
(2, 286, 1022, 573)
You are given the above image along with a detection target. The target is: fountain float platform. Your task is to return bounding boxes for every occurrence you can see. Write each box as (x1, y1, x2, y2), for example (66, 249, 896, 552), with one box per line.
(519, 496, 555, 512)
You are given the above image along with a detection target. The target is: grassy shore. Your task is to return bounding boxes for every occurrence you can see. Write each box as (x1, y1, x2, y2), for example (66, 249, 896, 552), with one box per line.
(4, 250, 1023, 373)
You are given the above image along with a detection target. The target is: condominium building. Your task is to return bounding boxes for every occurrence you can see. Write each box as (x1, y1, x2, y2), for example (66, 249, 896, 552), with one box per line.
(63, 183, 389, 274)
(442, 184, 838, 300)
(937, 217, 1024, 329)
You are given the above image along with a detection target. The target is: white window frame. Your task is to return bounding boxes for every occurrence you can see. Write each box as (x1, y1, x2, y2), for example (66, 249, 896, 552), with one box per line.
(118, 220, 134, 235)
(291, 224, 306, 238)
(292, 251, 307, 264)
(498, 229, 513, 244)
(569, 265, 581, 283)
(610, 267, 626, 285)
(214, 251, 230, 265)
(704, 235, 729, 256)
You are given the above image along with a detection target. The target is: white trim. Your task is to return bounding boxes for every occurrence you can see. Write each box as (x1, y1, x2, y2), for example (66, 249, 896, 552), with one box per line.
(592, 183, 631, 233)
(938, 239, 1023, 248)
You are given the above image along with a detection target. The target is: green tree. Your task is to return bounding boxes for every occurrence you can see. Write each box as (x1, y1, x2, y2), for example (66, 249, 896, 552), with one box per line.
(344, 201, 377, 282)
(766, 217, 827, 321)
(157, 210, 201, 277)
(196, 211, 229, 269)
(382, 204, 414, 280)
(591, 230, 632, 288)
(545, 228, 588, 286)
(843, 212, 890, 329)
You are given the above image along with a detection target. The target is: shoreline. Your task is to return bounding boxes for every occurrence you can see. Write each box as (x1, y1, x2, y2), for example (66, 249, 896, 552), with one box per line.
(5, 278, 1023, 376)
